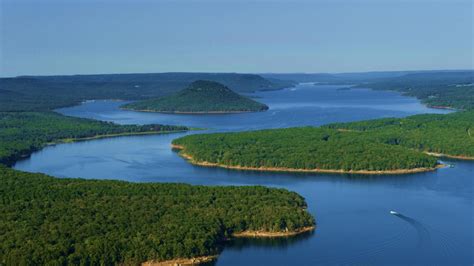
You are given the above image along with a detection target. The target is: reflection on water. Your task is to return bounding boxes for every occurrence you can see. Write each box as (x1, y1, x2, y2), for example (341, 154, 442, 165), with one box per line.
(14, 84, 472, 265)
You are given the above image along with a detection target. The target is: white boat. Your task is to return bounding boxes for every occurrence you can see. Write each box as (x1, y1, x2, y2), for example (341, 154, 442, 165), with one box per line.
(390, 211, 398, 215)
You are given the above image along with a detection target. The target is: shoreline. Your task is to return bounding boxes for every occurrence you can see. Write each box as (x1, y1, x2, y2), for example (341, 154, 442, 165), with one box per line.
(2, 130, 188, 167)
(141, 226, 315, 265)
(427, 105, 457, 110)
(142, 255, 218, 266)
(48, 130, 188, 145)
(424, 152, 474, 161)
(3, 130, 192, 167)
(233, 226, 315, 238)
(120, 107, 268, 114)
(171, 144, 444, 175)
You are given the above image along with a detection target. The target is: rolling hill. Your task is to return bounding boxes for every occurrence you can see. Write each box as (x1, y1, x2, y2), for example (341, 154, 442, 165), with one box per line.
(122, 80, 269, 113)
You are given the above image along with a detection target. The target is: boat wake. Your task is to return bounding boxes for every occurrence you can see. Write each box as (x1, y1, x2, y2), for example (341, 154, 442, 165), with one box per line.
(389, 211, 462, 262)
(313, 212, 461, 265)
(390, 212, 431, 249)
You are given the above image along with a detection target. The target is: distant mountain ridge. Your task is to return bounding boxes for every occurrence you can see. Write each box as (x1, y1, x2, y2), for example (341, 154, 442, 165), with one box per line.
(262, 70, 473, 83)
(18, 72, 287, 92)
(122, 80, 269, 113)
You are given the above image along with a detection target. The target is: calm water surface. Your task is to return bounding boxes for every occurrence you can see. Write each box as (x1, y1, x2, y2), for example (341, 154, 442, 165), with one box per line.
(15, 84, 472, 265)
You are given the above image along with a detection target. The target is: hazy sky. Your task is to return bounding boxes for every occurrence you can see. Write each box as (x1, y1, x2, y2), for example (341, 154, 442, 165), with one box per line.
(1, 0, 473, 77)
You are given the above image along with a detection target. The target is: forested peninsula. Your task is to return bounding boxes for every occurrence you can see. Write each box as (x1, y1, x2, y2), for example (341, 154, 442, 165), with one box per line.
(0, 111, 315, 265)
(0, 112, 188, 166)
(0, 166, 314, 265)
(172, 111, 474, 174)
(121, 80, 269, 113)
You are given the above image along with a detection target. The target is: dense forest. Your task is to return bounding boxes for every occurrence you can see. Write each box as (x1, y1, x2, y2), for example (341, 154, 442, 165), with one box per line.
(173, 128, 438, 172)
(0, 73, 293, 111)
(325, 110, 474, 158)
(0, 166, 314, 265)
(173, 111, 474, 172)
(122, 80, 269, 113)
(0, 112, 188, 166)
(0, 109, 315, 264)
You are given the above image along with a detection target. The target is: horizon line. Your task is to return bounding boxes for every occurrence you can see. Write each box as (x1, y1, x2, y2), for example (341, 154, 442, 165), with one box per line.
(2, 68, 474, 79)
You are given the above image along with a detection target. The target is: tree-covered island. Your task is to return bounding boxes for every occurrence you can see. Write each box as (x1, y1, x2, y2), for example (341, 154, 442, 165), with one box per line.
(121, 80, 269, 113)
(172, 111, 474, 174)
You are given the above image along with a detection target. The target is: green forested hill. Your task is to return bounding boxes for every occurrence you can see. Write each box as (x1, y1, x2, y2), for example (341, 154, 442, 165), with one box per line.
(172, 111, 474, 173)
(122, 80, 269, 113)
(0, 166, 314, 265)
(0, 112, 188, 166)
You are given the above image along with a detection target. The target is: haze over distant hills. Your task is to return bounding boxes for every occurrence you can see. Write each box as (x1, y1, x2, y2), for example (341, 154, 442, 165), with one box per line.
(264, 70, 474, 110)
(1, 70, 472, 111)
(262, 70, 473, 83)
(0, 73, 291, 111)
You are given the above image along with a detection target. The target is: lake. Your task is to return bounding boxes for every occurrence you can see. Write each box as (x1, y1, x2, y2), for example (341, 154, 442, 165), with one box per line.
(14, 84, 472, 265)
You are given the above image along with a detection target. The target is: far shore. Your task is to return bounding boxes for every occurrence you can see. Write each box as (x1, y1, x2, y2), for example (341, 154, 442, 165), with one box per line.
(120, 107, 268, 114)
(47, 130, 188, 145)
(2, 130, 189, 167)
(427, 105, 457, 110)
(171, 144, 445, 175)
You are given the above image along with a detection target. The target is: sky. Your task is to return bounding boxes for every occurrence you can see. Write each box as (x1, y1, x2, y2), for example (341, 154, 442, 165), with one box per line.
(0, 0, 473, 77)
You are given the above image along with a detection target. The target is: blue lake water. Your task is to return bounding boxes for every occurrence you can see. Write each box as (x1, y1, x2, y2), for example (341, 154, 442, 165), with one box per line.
(14, 84, 472, 265)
